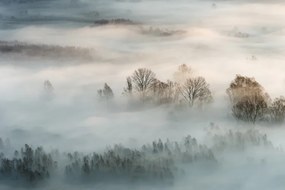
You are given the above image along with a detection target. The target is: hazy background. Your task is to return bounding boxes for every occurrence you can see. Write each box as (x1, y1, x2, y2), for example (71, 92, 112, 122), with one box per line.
(0, 0, 285, 189)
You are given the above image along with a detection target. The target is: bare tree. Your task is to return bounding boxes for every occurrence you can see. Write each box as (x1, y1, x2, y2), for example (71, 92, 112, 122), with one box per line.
(269, 96, 285, 123)
(179, 76, 212, 107)
(227, 75, 270, 124)
(98, 83, 114, 100)
(131, 68, 156, 99)
(124, 68, 179, 104)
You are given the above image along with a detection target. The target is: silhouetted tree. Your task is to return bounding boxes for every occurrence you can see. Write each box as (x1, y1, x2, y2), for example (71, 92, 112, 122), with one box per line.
(179, 76, 212, 107)
(227, 75, 270, 124)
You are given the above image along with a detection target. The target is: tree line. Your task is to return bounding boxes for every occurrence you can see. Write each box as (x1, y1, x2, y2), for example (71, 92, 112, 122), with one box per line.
(95, 64, 285, 125)
(0, 41, 94, 61)
(65, 135, 215, 184)
(42, 64, 285, 125)
(98, 64, 213, 108)
(0, 129, 275, 185)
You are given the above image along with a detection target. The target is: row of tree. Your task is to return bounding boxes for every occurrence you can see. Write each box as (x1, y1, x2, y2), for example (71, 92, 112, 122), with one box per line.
(65, 135, 215, 183)
(42, 64, 285, 125)
(97, 65, 285, 125)
(209, 129, 272, 152)
(98, 64, 213, 108)
(0, 129, 274, 184)
(0, 41, 94, 61)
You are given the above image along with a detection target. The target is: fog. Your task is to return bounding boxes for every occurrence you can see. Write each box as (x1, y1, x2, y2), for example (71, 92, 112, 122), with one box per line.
(0, 0, 285, 189)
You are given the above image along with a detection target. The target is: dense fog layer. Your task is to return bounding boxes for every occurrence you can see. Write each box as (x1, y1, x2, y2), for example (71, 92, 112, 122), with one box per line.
(0, 0, 285, 189)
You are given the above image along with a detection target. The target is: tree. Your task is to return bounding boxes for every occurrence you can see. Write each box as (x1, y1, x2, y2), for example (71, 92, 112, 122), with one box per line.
(179, 76, 212, 107)
(43, 80, 54, 99)
(153, 80, 179, 104)
(82, 156, 90, 175)
(269, 96, 285, 123)
(173, 64, 192, 83)
(151, 79, 170, 104)
(0, 138, 3, 149)
(98, 83, 114, 100)
(227, 75, 270, 124)
(164, 80, 180, 104)
(232, 94, 268, 124)
(131, 68, 156, 99)
(44, 80, 53, 90)
(123, 77, 133, 96)
(44, 80, 54, 94)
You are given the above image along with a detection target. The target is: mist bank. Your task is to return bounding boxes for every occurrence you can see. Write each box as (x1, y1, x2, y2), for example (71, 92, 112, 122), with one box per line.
(0, 0, 285, 189)
(0, 41, 95, 63)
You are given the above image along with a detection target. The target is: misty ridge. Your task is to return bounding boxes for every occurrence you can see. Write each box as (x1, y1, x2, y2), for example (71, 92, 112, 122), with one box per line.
(0, 0, 285, 189)
(0, 41, 95, 62)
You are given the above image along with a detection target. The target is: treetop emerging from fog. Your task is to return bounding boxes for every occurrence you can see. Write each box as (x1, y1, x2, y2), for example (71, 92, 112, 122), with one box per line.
(93, 66, 285, 125)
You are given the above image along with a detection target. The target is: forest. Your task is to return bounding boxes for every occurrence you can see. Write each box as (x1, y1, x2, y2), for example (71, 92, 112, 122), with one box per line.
(0, 128, 275, 185)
